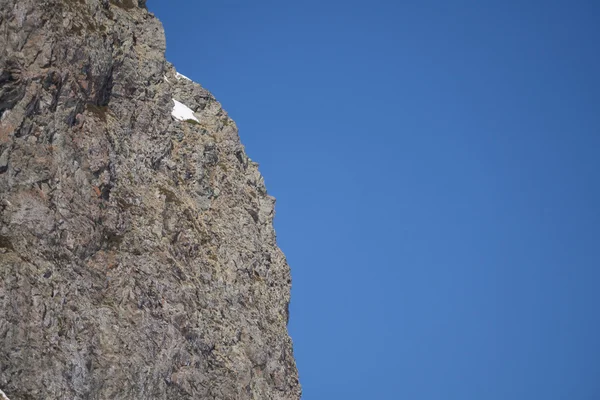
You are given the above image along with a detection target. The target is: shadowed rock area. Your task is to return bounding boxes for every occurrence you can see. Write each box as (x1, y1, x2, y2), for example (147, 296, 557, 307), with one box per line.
(0, 0, 300, 398)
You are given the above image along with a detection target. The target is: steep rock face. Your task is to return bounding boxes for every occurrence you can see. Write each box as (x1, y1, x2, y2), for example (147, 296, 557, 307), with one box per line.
(0, 1, 300, 399)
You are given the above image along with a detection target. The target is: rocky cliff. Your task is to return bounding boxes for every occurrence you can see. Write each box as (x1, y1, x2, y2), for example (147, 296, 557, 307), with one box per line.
(0, 0, 300, 398)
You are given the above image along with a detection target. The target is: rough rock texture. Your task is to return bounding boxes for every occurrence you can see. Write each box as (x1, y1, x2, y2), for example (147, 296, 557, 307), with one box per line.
(0, 0, 300, 398)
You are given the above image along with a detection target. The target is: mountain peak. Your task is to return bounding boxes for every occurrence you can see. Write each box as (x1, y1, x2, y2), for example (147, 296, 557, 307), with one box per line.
(0, 1, 300, 398)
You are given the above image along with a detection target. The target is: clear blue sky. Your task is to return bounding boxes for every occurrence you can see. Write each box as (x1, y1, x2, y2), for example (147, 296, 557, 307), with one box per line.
(148, 1, 599, 398)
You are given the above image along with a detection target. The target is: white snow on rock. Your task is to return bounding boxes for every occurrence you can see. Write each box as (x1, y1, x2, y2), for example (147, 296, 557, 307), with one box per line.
(171, 99, 199, 122)
(175, 72, 192, 81)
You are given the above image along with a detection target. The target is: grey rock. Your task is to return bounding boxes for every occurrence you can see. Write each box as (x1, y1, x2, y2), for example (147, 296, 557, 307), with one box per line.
(0, 0, 300, 399)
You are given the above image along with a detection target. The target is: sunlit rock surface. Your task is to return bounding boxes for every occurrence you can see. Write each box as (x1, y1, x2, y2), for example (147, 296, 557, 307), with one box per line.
(0, 1, 300, 398)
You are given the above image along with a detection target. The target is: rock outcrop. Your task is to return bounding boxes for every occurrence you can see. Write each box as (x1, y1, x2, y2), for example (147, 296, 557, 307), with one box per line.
(0, 0, 300, 398)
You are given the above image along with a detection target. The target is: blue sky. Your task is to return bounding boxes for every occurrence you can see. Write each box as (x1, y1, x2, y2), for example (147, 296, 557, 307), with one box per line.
(148, 1, 600, 398)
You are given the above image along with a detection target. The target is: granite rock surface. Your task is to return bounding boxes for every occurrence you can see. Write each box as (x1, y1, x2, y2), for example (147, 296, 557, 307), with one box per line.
(0, 0, 300, 398)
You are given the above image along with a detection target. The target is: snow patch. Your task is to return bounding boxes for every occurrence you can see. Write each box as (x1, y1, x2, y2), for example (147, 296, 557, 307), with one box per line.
(171, 99, 199, 122)
(175, 72, 192, 81)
